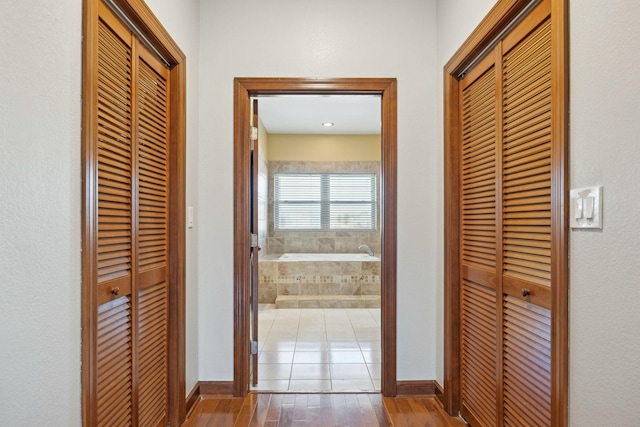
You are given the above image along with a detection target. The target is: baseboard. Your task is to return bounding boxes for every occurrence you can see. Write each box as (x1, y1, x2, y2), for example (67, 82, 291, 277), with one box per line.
(185, 381, 235, 418)
(396, 380, 436, 396)
(199, 381, 235, 395)
(185, 383, 201, 418)
(435, 380, 444, 405)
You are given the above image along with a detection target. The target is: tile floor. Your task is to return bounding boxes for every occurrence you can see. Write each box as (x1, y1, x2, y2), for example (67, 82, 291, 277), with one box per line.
(252, 304, 381, 392)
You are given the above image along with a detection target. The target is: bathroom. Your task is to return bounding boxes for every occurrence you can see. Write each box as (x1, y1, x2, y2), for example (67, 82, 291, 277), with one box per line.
(251, 96, 384, 391)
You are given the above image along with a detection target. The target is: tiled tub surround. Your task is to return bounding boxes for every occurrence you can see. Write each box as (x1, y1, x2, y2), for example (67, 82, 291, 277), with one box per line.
(258, 253, 381, 308)
(265, 231, 380, 256)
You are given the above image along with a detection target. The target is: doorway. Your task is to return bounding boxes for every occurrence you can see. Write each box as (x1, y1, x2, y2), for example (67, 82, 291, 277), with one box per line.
(233, 78, 397, 397)
(251, 95, 382, 392)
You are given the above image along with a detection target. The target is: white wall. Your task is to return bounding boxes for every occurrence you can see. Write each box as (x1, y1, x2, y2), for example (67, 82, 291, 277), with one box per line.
(436, 0, 640, 425)
(197, 0, 440, 381)
(0, 1, 81, 424)
(145, 0, 201, 397)
(569, 0, 640, 424)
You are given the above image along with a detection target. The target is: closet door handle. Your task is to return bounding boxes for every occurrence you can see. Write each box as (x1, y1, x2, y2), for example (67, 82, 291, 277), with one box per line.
(111, 287, 120, 296)
(521, 288, 530, 297)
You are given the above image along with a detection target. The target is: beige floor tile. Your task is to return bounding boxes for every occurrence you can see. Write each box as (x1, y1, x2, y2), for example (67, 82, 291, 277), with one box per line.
(276, 309, 301, 319)
(327, 351, 365, 364)
(357, 340, 381, 351)
(367, 363, 381, 380)
(326, 340, 360, 351)
(261, 339, 296, 352)
(297, 330, 326, 340)
(325, 321, 352, 331)
(362, 350, 382, 364)
(266, 330, 298, 340)
(295, 340, 327, 352)
(330, 363, 371, 380)
(258, 363, 292, 380)
(290, 363, 331, 380)
(269, 320, 299, 331)
(326, 330, 357, 341)
(297, 322, 326, 332)
(354, 327, 381, 341)
(258, 351, 294, 364)
(293, 351, 329, 364)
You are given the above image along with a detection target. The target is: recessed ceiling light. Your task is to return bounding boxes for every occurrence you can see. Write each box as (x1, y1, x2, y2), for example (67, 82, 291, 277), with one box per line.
(322, 122, 334, 127)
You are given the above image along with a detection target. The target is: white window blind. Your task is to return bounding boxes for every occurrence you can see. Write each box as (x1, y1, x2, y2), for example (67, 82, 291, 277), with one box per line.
(274, 173, 376, 231)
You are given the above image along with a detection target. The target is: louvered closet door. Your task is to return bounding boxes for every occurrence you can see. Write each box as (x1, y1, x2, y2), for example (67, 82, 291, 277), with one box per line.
(501, 10, 552, 426)
(458, 1, 553, 426)
(459, 54, 499, 427)
(136, 43, 170, 427)
(96, 7, 135, 425)
(95, 2, 170, 426)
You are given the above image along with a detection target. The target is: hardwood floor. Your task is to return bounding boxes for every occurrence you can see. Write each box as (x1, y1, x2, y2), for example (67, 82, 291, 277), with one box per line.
(181, 393, 466, 426)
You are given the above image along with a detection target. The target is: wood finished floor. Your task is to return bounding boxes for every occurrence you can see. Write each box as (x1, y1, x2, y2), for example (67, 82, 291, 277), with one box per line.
(181, 393, 467, 427)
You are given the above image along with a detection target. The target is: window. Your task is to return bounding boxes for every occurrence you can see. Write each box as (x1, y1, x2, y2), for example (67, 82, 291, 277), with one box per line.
(274, 172, 376, 231)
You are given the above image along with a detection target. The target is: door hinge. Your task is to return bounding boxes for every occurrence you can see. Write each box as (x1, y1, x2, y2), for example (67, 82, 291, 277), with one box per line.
(250, 126, 258, 150)
(458, 412, 469, 425)
(251, 340, 258, 355)
(250, 233, 258, 248)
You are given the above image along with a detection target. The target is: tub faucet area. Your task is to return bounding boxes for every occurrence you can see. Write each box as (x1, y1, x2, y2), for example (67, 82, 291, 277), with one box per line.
(358, 244, 374, 256)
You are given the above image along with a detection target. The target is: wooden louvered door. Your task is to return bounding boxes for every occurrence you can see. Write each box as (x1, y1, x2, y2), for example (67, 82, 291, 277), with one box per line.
(93, 2, 170, 426)
(500, 8, 553, 425)
(458, 0, 557, 425)
(459, 53, 499, 427)
(136, 40, 171, 427)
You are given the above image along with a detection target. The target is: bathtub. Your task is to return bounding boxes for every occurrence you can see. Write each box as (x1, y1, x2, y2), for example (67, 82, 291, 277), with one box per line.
(278, 253, 380, 262)
(258, 252, 381, 307)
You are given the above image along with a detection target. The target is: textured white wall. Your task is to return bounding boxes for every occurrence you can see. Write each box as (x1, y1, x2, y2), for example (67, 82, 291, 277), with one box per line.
(197, 0, 440, 381)
(0, 1, 82, 425)
(144, 0, 201, 397)
(436, 0, 640, 424)
(569, 0, 640, 424)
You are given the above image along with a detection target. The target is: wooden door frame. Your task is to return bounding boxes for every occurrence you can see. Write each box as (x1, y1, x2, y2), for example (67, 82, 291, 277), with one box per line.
(81, 0, 187, 425)
(233, 77, 397, 397)
(443, 0, 568, 424)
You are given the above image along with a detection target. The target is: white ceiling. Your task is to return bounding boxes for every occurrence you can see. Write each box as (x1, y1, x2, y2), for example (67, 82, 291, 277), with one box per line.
(256, 95, 381, 135)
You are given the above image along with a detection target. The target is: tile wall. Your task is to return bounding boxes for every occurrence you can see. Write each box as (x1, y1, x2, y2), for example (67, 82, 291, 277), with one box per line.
(258, 258, 381, 304)
(265, 161, 381, 255)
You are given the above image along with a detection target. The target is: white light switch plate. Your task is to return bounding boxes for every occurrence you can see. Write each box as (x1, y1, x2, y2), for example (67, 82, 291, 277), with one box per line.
(570, 186, 602, 229)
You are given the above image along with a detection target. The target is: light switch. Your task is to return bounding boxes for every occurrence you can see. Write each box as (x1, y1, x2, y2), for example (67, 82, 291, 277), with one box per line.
(570, 186, 602, 229)
(188, 206, 194, 228)
(574, 197, 583, 220)
(584, 196, 595, 219)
